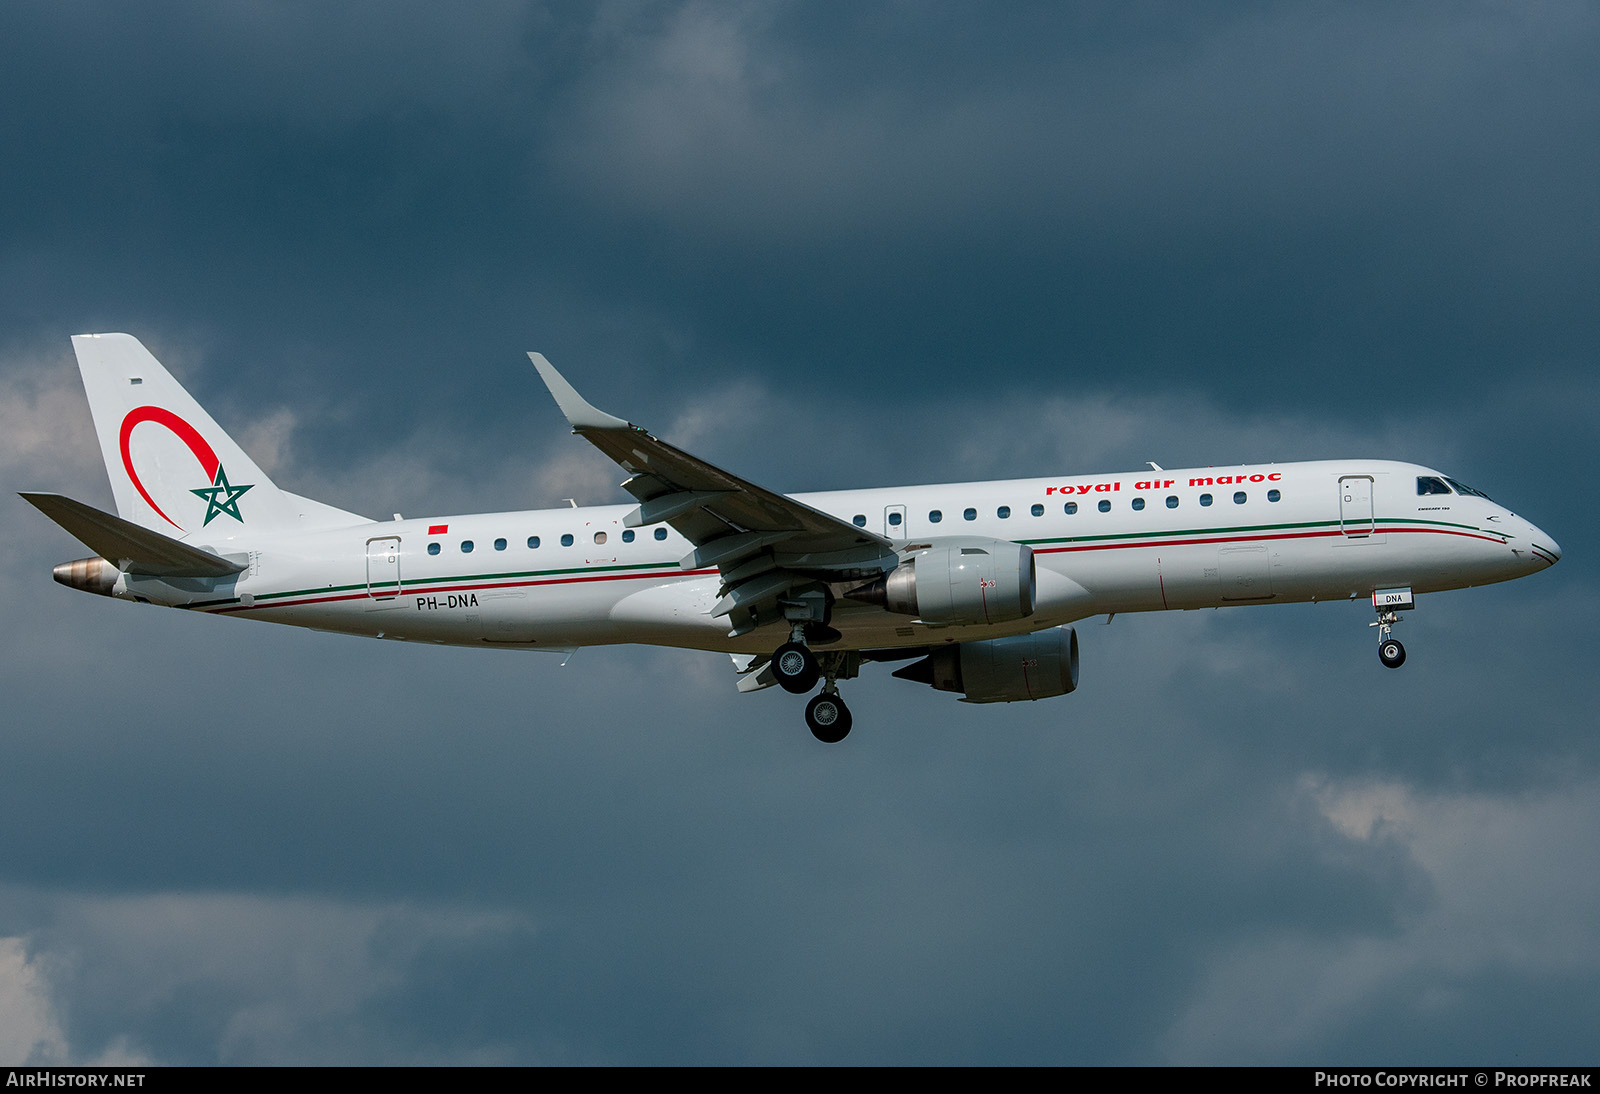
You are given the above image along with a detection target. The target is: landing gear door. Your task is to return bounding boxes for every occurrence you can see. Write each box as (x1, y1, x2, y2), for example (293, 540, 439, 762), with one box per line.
(1218, 544, 1274, 600)
(884, 505, 907, 540)
(1339, 476, 1375, 537)
(366, 536, 401, 600)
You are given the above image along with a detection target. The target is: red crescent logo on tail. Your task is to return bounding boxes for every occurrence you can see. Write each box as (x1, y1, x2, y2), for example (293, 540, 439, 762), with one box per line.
(119, 406, 221, 530)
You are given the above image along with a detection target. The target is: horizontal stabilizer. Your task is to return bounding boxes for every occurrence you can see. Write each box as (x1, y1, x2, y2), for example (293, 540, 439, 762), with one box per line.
(20, 492, 245, 577)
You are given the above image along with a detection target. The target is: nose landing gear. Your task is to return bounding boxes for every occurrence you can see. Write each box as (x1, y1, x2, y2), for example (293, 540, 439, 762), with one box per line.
(1369, 587, 1414, 669)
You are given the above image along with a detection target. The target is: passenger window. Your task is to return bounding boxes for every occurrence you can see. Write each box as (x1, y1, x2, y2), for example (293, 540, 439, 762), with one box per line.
(654, 527, 667, 541)
(1065, 502, 1078, 515)
(1267, 489, 1281, 503)
(1131, 498, 1145, 511)
(527, 536, 540, 549)
(1233, 491, 1246, 504)
(622, 529, 635, 543)
(494, 538, 507, 551)
(461, 540, 474, 553)
(594, 532, 607, 545)
(1166, 496, 1178, 508)
(888, 512, 902, 526)
(560, 534, 573, 547)
(997, 506, 1011, 519)
(427, 542, 440, 556)
(1098, 500, 1111, 513)
(963, 508, 977, 521)
(1031, 504, 1044, 516)
(929, 510, 943, 523)
(852, 514, 866, 527)
(1200, 494, 1213, 507)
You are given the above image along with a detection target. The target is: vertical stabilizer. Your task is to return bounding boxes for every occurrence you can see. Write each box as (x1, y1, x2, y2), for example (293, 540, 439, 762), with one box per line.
(71, 333, 365, 537)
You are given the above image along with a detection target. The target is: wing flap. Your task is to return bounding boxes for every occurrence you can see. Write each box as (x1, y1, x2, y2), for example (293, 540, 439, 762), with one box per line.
(625, 489, 731, 528)
(21, 492, 246, 577)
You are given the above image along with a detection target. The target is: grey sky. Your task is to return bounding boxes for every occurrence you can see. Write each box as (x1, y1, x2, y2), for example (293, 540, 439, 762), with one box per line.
(1, 1, 1595, 1064)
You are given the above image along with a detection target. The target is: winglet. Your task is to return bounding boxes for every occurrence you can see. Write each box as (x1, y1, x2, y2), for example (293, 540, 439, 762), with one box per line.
(527, 353, 632, 431)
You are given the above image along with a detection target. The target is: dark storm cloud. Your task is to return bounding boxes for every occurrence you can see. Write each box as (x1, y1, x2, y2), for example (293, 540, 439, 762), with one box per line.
(7, 2, 1597, 412)
(543, 2, 1600, 388)
(1, 0, 1596, 1065)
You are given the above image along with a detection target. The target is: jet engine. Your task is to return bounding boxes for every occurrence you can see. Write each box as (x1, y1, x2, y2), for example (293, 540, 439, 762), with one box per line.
(892, 626, 1079, 703)
(848, 537, 1035, 625)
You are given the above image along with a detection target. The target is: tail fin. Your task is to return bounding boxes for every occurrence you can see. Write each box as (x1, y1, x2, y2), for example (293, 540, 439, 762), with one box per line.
(71, 333, 366, 537)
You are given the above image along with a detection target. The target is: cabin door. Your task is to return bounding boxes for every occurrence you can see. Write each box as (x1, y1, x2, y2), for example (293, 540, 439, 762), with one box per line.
(366, 536, 401, 600)
(1339, 476, 1375, 537)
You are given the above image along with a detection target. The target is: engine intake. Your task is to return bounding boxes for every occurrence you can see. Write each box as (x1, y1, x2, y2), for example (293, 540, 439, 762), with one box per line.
(893, 626, 1079, 703)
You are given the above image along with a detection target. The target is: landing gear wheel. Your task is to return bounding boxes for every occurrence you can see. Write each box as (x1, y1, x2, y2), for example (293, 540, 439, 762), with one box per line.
(805, 692, 852, 743)
(1379, 639, 1406, 669)
(772, 641, 820, 694)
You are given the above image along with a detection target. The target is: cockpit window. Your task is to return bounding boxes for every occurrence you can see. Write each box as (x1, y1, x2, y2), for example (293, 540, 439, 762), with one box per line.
(1416, 476, 1452, 496)
(1445, 477, 1493, 500)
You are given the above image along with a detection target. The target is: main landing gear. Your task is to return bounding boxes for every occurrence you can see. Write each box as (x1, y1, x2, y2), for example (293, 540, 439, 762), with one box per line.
(805, 688, 852, 744)
(772, 638, 820, 694)
(771, 624, 856, 743)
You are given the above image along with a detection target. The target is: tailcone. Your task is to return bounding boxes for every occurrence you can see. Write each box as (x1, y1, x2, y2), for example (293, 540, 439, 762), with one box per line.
(53, 556, 120, 597)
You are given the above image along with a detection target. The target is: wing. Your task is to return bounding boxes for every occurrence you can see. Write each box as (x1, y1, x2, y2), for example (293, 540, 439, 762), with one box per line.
(529, 353, 897, 637)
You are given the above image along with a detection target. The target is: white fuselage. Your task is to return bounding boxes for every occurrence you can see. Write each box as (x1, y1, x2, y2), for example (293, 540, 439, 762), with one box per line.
(117, 459, 1559, 654)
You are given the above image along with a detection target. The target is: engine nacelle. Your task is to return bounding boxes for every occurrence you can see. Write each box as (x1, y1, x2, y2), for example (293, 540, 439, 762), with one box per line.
(892, 626, 1080, 704)
(849, 537, 1035, 625)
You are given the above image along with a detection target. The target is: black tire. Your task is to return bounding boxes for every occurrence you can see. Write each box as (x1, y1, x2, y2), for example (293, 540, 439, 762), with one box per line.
(1379, 639, 1406, 669)
(772, 641, 820, 694)
(806, 692, 853, 743)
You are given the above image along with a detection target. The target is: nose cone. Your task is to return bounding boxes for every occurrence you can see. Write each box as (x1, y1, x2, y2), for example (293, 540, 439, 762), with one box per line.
(1524, 521, 1560, 568)
(1510, 511, 1561, 569)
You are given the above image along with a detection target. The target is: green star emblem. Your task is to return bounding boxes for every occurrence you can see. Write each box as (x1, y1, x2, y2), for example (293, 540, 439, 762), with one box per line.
(190, 464, 254, 526)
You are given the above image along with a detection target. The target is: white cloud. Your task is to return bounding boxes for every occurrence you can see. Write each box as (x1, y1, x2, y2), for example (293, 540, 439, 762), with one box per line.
(0, 345, 105, 497)
(0, 937, 68, 1064)
(4, 887, 536, 1065)
(1160, 774, 1600, 1062)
